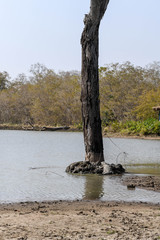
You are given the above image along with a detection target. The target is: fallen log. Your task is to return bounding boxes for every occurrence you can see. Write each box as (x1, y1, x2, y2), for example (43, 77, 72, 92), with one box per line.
(41, 126, 70, 131)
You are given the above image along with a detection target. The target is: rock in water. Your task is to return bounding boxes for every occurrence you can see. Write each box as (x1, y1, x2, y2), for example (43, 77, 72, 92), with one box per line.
(66, 161, 125, 175)
(101, 162, 111, 175)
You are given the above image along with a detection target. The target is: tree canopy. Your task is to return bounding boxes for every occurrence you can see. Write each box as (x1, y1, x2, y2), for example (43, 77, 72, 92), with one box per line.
(0, 62, 159, 127)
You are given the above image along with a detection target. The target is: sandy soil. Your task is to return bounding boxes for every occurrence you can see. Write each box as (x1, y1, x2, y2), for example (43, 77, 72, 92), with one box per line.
(0, 200, 160, 240)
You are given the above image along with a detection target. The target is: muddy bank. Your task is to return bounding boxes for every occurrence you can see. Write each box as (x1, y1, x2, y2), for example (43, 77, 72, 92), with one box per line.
(104, 132, 160, 140)
(0, 201, 160, 240)
(0, 124, 70, 131)
(122, 175, 160, 192)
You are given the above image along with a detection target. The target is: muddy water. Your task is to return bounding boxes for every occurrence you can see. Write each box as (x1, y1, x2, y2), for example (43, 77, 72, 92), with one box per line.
(0, 130, 160, 203)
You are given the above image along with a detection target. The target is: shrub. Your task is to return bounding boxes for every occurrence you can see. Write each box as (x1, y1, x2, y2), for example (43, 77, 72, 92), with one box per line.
(108, 118, 160, 135)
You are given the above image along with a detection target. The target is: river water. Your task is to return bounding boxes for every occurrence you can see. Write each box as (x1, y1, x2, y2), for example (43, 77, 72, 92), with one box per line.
(0, 130, 160, 204)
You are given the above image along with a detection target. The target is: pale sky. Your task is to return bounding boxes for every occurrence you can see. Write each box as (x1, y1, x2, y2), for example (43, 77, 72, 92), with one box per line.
(0, 0, 160, 79)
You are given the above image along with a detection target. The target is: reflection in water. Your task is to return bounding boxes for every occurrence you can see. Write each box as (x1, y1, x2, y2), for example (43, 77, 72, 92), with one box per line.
(83, 174, 104, 200)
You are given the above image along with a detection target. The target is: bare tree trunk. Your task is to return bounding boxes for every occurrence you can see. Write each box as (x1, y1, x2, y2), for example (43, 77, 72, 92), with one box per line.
(81, 0, 110, 163)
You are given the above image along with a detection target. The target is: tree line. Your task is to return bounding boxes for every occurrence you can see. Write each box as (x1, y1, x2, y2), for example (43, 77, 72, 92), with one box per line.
(0, 61, 160, 127)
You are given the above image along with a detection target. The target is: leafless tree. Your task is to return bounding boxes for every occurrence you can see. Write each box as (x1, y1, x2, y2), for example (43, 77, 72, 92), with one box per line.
(81, 0, 110, 163)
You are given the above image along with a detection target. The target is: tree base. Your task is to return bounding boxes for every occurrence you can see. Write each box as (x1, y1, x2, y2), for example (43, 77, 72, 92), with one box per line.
(85, 152, 104, 163)
(66, 161, 125, 175)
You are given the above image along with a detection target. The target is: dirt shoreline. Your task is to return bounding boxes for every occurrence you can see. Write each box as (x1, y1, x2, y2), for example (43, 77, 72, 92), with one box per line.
(104, 132, 160, 140)
(0, 200, 160, 240)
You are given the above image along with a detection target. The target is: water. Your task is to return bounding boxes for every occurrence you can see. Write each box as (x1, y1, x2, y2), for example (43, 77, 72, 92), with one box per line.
(0, 130, 160, 204)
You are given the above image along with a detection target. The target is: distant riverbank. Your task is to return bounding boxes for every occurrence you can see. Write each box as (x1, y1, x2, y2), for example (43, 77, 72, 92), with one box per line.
(1, 123, 160, 140)
(0, 124, 72, 132)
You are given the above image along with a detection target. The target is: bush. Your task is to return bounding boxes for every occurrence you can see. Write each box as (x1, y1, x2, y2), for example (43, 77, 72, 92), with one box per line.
(108, 118, 160, 136)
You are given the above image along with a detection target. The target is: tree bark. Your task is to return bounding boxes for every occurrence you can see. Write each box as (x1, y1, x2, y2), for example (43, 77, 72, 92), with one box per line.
(81, 0, 110, 163)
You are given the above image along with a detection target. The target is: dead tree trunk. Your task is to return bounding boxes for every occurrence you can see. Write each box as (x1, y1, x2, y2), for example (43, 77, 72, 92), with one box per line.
(81, 0, 110, 163)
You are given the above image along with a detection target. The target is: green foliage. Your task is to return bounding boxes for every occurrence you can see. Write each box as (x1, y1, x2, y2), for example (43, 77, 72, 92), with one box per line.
(0, 61, 160, 135)
(106, 230, 116, 235)
(99, 62, 152, 122)
(109, 118, 160, 135)
(0, 64, 81, 126)
(133, 88, 160, 120)
(0, 71, 10, 90)
(72, 122, 83, 130)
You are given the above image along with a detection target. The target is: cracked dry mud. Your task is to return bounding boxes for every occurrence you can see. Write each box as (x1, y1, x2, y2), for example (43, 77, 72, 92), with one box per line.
(0, 201, 160, 240)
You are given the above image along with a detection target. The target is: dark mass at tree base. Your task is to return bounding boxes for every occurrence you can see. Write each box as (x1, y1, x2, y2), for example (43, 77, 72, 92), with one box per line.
(66, 161, 125, 175)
